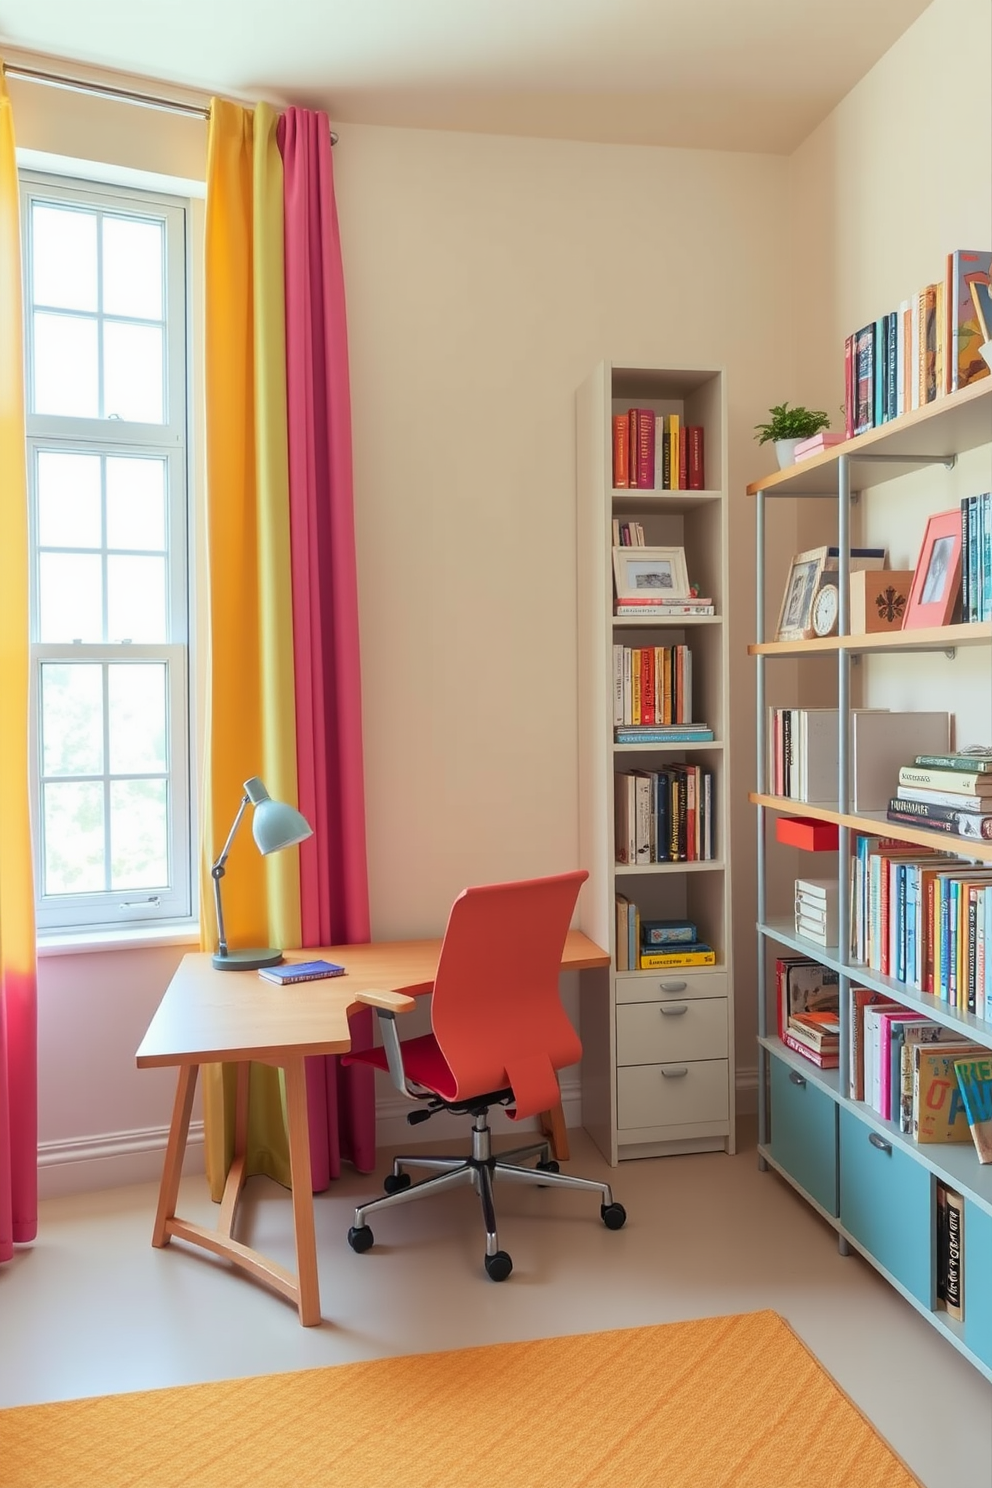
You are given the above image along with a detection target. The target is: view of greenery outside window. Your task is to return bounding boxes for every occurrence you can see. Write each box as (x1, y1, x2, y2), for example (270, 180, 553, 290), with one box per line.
(21, 174, 192, 933)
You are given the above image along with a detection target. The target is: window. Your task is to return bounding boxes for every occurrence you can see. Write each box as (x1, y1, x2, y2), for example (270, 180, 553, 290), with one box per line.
(21, 173, 193, 933)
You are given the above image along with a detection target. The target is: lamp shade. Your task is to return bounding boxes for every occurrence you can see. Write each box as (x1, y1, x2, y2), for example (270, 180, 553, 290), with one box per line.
(244, 777, 313, 855)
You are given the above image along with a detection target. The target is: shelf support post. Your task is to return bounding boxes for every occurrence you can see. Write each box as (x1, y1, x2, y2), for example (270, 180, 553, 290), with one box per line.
(756, 488, 768, 1157)
(837, 454, 852, 1100)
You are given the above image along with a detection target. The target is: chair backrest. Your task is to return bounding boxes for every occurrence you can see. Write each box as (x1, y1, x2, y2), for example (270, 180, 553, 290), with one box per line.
(428, 870, 588, 1120)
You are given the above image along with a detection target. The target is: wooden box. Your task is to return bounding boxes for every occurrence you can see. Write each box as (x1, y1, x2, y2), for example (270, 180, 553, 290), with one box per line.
(849, 569, 914, 634)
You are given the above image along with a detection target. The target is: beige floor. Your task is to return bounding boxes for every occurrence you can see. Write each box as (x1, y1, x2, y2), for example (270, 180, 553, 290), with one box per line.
(2, 1119, 990, 1487)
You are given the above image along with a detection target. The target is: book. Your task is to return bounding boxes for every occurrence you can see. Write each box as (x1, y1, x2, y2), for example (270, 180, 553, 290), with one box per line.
(787, 1010, 840, 1051)
(855, 322, 874, 433)
(897, 765, 992, 796)
(913, 1042, 987, 1142)
(686, 425, 704, 489)
(640, 919, 697, 946)
(778, 958, 839, 1043)
(920, 282, 938, 405)
(639, 943, 715, 969)
(614, 603, 715, 617)
(885, 799, 992, 839)
(793, 431, 846, 461)
(615, 726, 713, 742)
(945, 1187, 964, 1322)
(896, 785, 992, 813)
(629, 407, 656, 489)
(258, 959, 346, 984)
(612, 415, 629, 488)
(781, 1030, 839, 1068)
(953, 1055, 992, 1163)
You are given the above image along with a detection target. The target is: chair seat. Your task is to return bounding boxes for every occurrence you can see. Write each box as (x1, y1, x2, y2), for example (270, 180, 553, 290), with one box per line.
(346, 1032, 458, 1100)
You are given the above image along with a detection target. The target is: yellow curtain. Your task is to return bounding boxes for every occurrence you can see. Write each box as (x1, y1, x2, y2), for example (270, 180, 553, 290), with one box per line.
(201, 100, 303, 1200)
(0, 67, 38, 1251)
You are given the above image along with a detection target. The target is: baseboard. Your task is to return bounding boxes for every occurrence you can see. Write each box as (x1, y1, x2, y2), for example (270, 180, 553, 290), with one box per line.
(37, 1063, 759, 1199)
(37, 1122, 205, 1201)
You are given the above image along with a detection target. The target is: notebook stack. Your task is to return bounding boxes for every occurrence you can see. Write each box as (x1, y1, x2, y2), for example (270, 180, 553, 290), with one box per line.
(794, 877, 839, 947)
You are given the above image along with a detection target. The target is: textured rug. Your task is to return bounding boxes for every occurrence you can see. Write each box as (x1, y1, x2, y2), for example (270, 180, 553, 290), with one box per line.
(1, 1310, 919, 1488)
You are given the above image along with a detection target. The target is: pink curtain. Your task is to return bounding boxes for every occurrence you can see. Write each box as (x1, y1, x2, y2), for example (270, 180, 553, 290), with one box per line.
(278, 109, 376, 1187)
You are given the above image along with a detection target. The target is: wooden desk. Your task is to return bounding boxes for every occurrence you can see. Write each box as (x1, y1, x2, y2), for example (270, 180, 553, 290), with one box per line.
(136, 930, 609, 1325)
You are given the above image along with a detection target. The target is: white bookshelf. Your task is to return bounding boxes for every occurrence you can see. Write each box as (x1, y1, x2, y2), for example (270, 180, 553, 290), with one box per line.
(575, 362, 735, 1165)
(750, 378, 992, 1380)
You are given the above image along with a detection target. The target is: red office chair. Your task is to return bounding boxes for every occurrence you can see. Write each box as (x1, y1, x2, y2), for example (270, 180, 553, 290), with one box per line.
(343, 870, 626, 1281)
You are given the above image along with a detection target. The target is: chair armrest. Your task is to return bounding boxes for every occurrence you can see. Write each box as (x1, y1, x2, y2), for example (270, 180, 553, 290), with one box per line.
(354, 988, 416, 1013)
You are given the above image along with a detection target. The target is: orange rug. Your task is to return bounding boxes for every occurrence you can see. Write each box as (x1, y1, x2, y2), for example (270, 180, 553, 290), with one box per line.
(1, 1310, 919, 1488)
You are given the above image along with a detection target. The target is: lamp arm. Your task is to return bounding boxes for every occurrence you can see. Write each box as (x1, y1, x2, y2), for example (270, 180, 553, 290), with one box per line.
(211, 794, 250, 961)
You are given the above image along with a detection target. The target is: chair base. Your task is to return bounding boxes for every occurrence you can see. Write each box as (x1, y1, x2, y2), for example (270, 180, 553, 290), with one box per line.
(349, 1110, 624, 1278)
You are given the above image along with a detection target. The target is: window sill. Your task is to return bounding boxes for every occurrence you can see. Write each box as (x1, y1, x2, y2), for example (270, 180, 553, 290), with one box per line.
(37, 923, 202, 958)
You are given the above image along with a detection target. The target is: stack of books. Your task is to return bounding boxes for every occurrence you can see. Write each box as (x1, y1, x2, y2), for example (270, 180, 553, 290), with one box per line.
(613, 643, 698, 727)
(639, 920, 715, 970)
(614, 764, 715, 864)
(887, 750, 992, 841)
(793, 432, 846, 462)
(794, 877, 838, 947)
(611, 409, 705, 490)
(785, 1009, 840, 1068)
(614, 597, 715, 617)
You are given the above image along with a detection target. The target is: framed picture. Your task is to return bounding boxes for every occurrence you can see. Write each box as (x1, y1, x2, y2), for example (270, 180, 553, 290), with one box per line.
(903, 508, 962, 630)
(775, 547, 828, 641)
(612, 545, 690, 600)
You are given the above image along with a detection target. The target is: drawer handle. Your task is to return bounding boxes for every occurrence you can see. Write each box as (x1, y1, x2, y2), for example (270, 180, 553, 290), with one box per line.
(661, 1066, 689, 1079)
(788, 1071, 806, 1088)
(868, 1132, 892, 1155)
(659, 980, 688, 993)
(659, 1003, 689, 1016)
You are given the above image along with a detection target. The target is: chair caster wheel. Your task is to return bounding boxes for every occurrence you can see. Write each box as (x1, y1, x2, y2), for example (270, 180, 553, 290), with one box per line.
(348, 1224, 374, 1253)
(536, 1159, 560, 1173)
(485, 1250, 513, 1282)
(383, 1172, 412, 1195)
(601, 1202, 627, 1230)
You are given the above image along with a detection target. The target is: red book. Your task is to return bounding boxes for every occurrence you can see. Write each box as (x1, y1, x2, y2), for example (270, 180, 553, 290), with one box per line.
(628, 408, 655, 488)
(687, 426, 704, 489)
(782, 1030, 840, 1068)
(640, 647, 656, 726)
(612, 415, 629, 488)
(678, 432, 688, 489)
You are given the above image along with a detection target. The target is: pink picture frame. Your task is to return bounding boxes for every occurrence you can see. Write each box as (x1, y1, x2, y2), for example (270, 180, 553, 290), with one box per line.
(902, 508, 962, 630)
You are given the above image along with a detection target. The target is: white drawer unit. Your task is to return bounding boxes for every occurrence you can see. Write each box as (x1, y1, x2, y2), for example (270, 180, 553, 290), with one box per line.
(617, 1059, 730, 1131)
(614, 971, 728, 1005)
(616, 997, 728, 1067)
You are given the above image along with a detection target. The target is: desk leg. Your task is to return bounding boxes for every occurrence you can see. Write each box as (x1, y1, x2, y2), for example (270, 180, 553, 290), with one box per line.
(539, 1099, 570, 1163)
(217, 1061, 250, 1238)
(285, 1056, 321, 1327)
(152, 1064, 198, 1248)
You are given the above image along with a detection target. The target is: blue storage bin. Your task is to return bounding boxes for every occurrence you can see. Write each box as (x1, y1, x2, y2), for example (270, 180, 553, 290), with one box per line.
(839, 1107, 930, 1304)
(769, 1053, 838, 1216)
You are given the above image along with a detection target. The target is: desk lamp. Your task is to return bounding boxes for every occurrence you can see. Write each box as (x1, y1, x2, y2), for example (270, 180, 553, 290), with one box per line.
(211, 776, 313, 970)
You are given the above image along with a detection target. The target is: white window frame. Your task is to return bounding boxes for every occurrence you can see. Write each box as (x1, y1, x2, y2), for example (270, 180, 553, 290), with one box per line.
(21, 171, 194, 934)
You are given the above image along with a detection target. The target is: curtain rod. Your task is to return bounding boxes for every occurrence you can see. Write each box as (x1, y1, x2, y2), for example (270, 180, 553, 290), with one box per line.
(3, 63, 338, 142)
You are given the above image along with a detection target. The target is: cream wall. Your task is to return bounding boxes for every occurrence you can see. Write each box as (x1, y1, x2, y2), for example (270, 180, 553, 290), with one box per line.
(786, 0, 992, 758)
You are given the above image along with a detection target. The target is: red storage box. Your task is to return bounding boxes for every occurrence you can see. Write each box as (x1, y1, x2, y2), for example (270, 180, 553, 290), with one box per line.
(775, 816, 839, 852)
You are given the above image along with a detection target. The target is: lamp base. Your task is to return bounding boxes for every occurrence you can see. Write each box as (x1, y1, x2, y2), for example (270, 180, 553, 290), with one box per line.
(212, 947, 285, 971)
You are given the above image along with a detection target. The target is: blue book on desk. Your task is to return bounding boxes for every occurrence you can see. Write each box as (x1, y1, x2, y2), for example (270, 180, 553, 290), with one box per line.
(259, 959, 346, 984)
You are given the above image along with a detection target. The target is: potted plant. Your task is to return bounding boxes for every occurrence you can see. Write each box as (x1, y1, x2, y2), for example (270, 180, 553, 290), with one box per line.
(754, 402, 831, 469)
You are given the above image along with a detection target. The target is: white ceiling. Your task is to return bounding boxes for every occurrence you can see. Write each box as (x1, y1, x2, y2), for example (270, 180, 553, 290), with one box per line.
(0, 0, 933, 154)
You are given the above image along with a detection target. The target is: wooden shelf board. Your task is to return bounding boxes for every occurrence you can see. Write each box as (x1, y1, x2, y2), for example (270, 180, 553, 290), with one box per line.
(750, 793, 992, 862)
(613, 615, 722, 627)
(614, 740, 724, 753)
(612, 488, 723, 511)
(614, 859, 725, 875)
(749, 621, 992, 656)
(747, 379, 992, 497)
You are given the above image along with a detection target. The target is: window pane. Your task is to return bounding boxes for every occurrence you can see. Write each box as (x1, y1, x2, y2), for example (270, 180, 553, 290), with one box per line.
(106, 457, 166, 551)
(31, 203, 97, 312)
(37, 451, 102, 549)
(43, 780, 105, 895)
(102, 216, 163, 320)
(39, 553, 103, 642)
(33, 313, 99, 417)
(41, 663, 104, 776)
(103, 321, 164, 423)
(107, 555, 166, 642)
(108, 664, 167, 773)
(110, 779, 168, 889)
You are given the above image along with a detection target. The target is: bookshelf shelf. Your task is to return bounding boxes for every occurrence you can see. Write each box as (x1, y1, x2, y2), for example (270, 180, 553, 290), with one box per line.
(577, 361, 735, 1167)
(750, 620, 992, 657)
(752, 378, 992, 1382)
